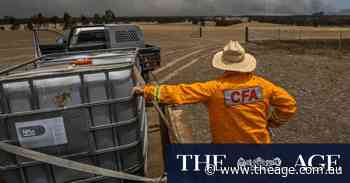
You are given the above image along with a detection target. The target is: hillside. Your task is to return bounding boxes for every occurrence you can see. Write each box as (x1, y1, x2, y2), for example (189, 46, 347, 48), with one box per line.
(337, 9, 350, 15)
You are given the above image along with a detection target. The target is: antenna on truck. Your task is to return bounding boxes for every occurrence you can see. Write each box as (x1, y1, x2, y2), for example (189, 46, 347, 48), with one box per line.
(32, 30, 42, 58)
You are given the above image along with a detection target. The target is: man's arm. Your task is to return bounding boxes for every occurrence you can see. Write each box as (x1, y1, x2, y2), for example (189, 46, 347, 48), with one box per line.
(269, 85, 297, 128)
(135, 81, 216, 105)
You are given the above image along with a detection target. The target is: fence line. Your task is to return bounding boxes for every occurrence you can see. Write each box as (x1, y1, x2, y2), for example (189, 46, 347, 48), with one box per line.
(245, 26, 350, 49)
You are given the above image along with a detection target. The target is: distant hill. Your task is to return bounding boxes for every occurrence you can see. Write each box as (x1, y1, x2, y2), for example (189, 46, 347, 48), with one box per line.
(337, 9, 350, 15)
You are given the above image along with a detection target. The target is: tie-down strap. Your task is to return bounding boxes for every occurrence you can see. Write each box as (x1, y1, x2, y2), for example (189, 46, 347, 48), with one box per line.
(0, 142, 166, 183)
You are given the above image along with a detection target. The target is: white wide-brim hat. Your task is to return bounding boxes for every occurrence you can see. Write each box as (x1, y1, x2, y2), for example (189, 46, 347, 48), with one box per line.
(212, 40, 256, 72)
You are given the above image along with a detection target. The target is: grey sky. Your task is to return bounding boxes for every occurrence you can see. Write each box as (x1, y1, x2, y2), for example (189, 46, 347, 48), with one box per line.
(0, 0, 336, 18)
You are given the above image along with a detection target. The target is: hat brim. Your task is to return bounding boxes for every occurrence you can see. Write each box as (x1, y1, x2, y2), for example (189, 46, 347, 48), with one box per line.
(212, 51, 256, 72)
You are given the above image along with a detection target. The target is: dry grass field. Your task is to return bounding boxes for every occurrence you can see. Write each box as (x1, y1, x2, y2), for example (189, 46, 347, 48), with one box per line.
(0, 22, 349, 176)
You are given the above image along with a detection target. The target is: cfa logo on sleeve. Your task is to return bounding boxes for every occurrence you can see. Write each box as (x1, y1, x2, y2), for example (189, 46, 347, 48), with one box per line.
(224, 86, 263, 106)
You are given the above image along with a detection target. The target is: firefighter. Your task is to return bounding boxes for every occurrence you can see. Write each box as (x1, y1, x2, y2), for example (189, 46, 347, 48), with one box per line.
(133, 41, 297, 144)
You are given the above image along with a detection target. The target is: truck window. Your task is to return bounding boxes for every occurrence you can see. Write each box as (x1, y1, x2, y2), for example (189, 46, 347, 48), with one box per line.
(78, 31, 105, 43)
(115, 30, 140, 42)
(71, 30, 106, 45)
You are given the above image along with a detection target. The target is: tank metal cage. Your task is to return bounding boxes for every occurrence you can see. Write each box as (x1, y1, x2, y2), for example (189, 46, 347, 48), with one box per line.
(0, 51, 148, 183)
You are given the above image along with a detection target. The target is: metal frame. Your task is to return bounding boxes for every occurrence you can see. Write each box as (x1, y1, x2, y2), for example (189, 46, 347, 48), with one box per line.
(0, 47, 138, 76)
(32, 29, 64, 37)
(32, 28, 65, 58)
(0, 54, 147, 183)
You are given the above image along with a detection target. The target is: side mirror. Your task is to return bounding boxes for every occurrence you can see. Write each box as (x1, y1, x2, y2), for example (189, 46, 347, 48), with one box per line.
(56, 37, 65, 45)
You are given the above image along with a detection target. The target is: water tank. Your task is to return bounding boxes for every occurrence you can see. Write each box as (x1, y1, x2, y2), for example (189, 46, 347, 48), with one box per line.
(0, 61, 147, 183)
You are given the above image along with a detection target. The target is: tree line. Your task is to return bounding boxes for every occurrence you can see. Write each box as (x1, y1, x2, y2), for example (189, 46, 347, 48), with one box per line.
(0, 13, 208, 30)
(247, 15, 350, 27)
(2, 11, 350, 31)
(0, 10, 118, 30)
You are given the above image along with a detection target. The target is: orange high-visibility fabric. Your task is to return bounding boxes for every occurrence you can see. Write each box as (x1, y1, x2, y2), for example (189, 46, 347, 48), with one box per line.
(144, 72, 297, 144)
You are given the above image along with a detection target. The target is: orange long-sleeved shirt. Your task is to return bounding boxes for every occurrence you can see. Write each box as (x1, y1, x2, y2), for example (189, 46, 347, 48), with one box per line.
(144, 72, 297, 144)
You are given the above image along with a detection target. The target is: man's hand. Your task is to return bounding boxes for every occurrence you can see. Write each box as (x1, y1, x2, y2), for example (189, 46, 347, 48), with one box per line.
(268, 116, 288, 128)
(132, 86, 145, 95)
(267, 118, 280, 128)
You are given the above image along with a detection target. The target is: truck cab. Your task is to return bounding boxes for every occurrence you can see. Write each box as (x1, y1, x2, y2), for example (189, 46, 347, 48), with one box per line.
(66, 24, 145, 51)
(34, 24, 160, 78)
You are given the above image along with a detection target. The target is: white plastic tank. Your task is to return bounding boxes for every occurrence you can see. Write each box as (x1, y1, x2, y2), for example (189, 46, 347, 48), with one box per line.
(0, 61, 146, 183)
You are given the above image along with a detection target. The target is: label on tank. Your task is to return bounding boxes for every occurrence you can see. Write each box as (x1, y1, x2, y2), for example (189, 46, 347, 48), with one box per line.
(15, 117, 68, 149)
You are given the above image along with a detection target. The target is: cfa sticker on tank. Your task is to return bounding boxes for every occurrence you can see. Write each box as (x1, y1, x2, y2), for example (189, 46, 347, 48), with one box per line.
(224, 87, 263, 106)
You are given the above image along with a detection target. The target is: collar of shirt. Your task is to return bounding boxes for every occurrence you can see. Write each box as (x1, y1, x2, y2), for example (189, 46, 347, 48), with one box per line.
(218, 72, 254, 83)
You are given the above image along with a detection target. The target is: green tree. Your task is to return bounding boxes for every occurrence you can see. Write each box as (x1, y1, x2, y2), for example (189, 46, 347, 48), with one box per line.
(192, 18, 199, 25)
(80, 15, 89, 25)
(63, 12, 72, 30)
(30, 15, 38, 28)
(31, 13, 45, 28)
(37, 13, 44, 28)
(4, 16, 21, 30)
(93, 13, 103, 24)
(10, 18, 20, 30)
(104, 9, 116, 23)
(3, 16, 15, 25)
(50, 16, 59, 28)
(71, 18, 78, 27)
(27, 22, 34, 30)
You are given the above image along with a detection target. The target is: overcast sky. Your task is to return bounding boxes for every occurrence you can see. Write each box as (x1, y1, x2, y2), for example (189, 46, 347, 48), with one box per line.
(336, 0, 350, 9)
(0, 0, 341, 18)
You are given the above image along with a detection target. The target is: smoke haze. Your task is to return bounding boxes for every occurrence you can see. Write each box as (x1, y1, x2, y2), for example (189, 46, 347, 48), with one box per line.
(0, 0, 335, 17)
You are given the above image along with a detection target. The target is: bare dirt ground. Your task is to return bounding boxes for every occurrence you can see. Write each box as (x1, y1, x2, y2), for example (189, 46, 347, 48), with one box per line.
(0, 23, 349, 177)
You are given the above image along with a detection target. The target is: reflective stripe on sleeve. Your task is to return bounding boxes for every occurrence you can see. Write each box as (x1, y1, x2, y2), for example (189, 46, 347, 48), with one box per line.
(153, 85, 161, 102)
(156, 85, 161, 102)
